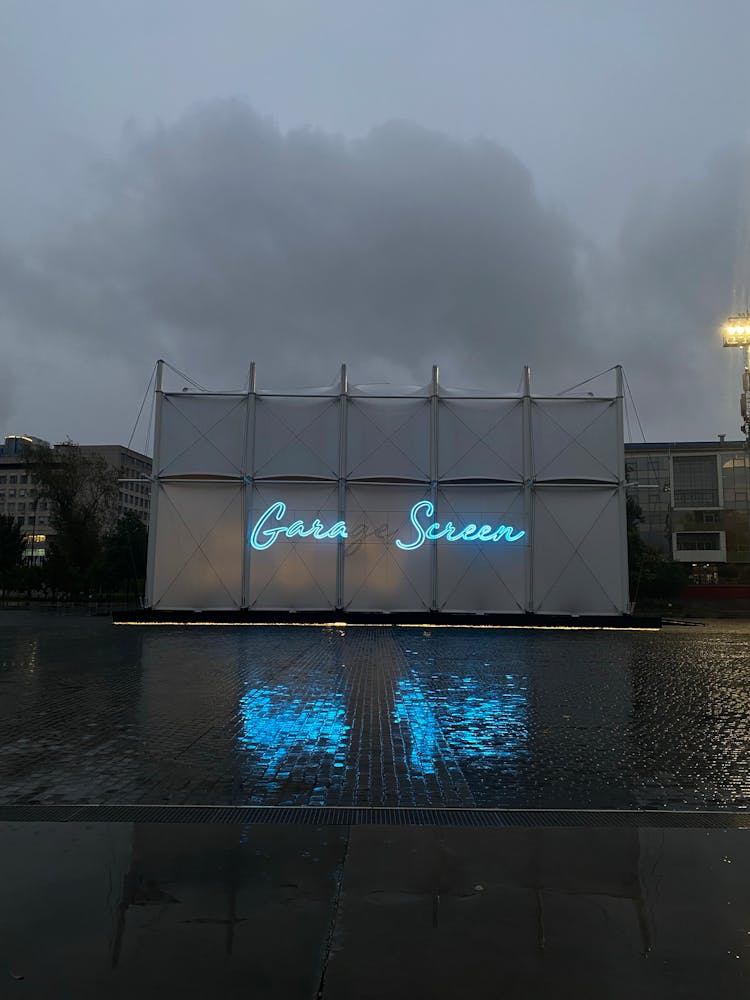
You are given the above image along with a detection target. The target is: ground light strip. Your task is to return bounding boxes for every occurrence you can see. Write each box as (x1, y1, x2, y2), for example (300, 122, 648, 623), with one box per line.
(113, 620, 658, 631)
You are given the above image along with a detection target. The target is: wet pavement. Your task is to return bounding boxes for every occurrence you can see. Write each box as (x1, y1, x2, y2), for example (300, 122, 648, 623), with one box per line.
(2, 611, 750, 996)
(1, 610, 750, 809)
(1, 818, 749, 998)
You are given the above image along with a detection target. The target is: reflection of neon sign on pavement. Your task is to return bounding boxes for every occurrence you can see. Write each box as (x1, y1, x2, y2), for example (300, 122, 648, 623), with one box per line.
(249, 499, 525, 551)
(239, 684, 348, 761)
(393, 671, 528, 775)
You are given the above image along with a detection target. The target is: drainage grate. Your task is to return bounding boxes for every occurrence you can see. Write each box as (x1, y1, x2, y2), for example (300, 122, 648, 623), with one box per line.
(0, 804, 749, 828)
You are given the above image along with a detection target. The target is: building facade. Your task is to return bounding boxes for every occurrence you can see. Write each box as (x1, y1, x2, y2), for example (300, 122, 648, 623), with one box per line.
(0, 435, 152, 560)
(625, 439, 750, 581)
(79, 444, 152, 524)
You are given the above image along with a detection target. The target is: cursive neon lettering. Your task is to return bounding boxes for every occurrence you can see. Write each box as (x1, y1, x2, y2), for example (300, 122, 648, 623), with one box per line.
(425, 522, 449, 540)
(249, 502, 349, 551)
(475, 525, 496, 541)
(250, 500, 524, 551)
(491, 525, 526, 542)
(249, 501, 288, 550)
(394, 500, 431, 551)
(395, 501, 526, 551)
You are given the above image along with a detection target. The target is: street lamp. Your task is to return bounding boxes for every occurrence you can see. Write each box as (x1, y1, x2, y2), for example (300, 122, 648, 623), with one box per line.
(722, 313, 750, 445)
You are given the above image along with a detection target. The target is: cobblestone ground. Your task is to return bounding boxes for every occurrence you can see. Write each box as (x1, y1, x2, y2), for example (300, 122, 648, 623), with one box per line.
(1, 611, 749, 809)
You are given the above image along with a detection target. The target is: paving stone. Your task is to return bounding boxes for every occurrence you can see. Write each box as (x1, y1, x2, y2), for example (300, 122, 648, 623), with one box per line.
(1, 611, 750, 809)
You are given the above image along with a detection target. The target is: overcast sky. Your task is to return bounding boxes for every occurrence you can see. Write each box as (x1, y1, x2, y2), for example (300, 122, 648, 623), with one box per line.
(2, 0, 750, 449)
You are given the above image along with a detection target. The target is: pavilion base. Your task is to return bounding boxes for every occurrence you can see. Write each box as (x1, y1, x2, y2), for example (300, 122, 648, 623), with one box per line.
(114, 609, 660, 629)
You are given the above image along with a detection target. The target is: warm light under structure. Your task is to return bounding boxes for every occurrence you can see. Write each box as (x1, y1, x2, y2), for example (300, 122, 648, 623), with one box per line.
(144, 363, 629, 617)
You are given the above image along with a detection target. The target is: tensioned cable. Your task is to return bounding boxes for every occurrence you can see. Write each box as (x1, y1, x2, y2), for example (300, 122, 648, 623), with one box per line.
(117, 362, 157, 610)
(622, 369, 647, 442)
(558, 366, 618, 396)
(162, 361, 209, 392)
(144, 384, 156, 456)
(126, 363, 157, 451)
(620, 367, 657, 611)
(623, 387, 633, 442)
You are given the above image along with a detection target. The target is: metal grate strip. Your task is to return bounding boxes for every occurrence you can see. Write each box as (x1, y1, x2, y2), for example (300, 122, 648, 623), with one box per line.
(0, 805, 748, 828)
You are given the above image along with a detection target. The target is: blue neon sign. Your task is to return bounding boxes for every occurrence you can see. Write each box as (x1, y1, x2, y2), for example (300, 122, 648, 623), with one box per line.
(249, 499, 525, 551)
(249, 501, 348, 551)
(394, 500, 525, 550)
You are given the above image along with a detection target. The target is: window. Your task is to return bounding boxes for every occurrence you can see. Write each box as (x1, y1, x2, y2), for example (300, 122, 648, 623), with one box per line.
(19, 475, 27, 484)
(0, 476, 5, 484)
(673, 456, 719, 507)
(8, 475, 17, 484)
(676, 532, 721, 551)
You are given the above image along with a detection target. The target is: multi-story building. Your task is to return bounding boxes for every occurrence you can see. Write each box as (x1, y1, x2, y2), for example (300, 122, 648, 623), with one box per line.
(0, 435, 54, 560)
(79, 444, 152, 525)
(625, 439, 750, 582)
(0, 435, 152, 560)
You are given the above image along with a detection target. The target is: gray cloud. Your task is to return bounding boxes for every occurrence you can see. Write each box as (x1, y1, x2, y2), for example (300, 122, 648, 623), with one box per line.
(1, 100, 748, 444)
(591, 150, 749, 439)
(1, 100, 588, 401)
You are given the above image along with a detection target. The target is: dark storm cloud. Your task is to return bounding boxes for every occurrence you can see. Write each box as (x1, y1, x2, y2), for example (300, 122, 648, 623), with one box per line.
(591, 150, 749, 437)
(0, 100, 588, 393)
(2, 99, 747, 441)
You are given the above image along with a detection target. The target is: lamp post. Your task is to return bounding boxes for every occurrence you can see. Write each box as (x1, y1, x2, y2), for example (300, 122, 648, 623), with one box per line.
(722, 313, 750, 447)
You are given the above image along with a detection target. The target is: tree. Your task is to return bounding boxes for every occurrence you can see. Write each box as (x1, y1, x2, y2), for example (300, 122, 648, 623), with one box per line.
(99, 511, 148, 601)
(25, 440, 119, 598)
(0, 514, 25, 597)
(627, 495, 687, 603)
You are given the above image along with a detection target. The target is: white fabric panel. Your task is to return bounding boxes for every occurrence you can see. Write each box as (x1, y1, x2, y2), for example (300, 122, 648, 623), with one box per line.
(344, 486, 431, 610)
(257, 378, 340, 395)
(248, 483, 339, 609)
(159, 394, 248, 478)
(349, 383, 429, 397)
(440, 385, 522, 399)
(437, 487, 527, 612)
(347, 398, 430, 481)
(532, 399, 619, 482)
(532, 486, 627, 614)
(438, 399, 523, 481)
(253, 396, 339, 480)
(151, 482, 243, 610)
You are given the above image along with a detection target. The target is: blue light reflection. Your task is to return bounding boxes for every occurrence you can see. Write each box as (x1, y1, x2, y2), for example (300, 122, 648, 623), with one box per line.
(239, 684, 348, 763)
(393, 671, 528, 775)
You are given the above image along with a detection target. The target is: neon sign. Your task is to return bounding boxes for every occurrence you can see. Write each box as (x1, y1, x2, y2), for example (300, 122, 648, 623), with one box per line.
(249, 501, 348, 551)
(249, 499, 525, 551)
(394, 500, 525, 550)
